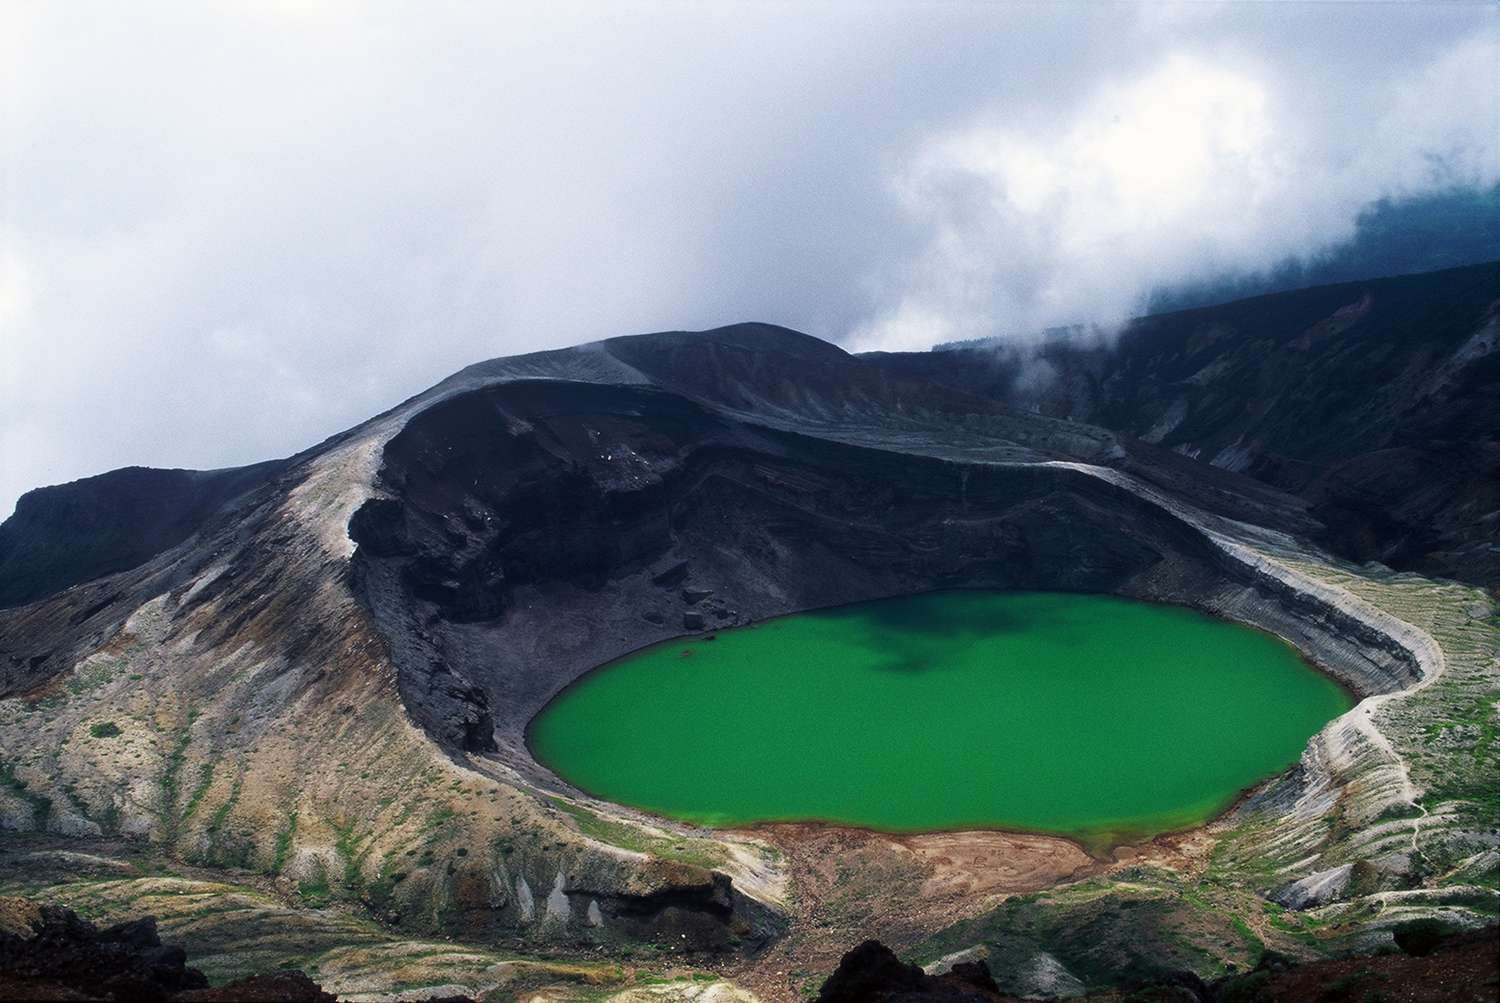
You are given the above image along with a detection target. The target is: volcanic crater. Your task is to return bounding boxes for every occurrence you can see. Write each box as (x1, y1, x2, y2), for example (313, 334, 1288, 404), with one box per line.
(0, 264, 1495, 1001)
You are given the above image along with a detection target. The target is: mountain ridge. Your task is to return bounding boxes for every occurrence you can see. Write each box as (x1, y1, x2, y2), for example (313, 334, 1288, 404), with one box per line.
(4, 261, 1494, 612)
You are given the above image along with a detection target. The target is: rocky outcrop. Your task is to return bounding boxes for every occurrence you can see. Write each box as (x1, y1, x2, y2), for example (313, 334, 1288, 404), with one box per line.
(1270, 863, 1354, 910)
(816, 940, 1003, 1002)
(0, 895, 210, 1000)
(0, 895, 446, 1001)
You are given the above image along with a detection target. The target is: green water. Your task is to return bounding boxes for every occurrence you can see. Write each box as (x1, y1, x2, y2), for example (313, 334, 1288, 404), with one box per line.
(530, 591, 1352, 843)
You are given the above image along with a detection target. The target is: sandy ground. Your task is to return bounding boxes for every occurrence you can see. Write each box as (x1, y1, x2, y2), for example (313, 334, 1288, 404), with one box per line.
(723, 824, 1095, 1002)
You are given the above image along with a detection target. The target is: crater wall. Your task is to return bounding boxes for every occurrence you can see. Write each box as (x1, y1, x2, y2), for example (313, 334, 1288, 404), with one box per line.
(348, 379, 1424, 796)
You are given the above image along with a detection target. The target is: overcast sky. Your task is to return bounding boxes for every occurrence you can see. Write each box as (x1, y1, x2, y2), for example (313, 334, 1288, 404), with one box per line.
(2, 2, 1496, 516)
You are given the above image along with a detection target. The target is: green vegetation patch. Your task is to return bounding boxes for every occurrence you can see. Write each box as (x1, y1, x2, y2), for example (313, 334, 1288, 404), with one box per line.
(270, 812, 299, 875)
(298, 860, 333, 908)
(544, 797, 727, 870)
(0, 759, 52, 830)
(158, 709, 200, 841)
(67, 657, 120, 696)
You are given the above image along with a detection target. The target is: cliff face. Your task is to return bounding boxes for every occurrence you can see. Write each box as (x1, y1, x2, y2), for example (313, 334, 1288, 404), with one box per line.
(0, 275, 1493, 994)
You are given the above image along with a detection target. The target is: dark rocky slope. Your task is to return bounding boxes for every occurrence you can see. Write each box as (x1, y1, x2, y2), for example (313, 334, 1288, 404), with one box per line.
(0, 896, 457, 1001)
(349, 376, 1237, 770)
(0, 895, 337, 1002)
(878, 261, 1500, 585)
(0, 461, 284, 610)
(5, 263, 1492, 619)
(815, 940, 1005, 1002)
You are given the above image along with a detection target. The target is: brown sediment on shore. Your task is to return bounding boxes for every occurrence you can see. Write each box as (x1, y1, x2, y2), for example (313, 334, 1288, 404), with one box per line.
(721, 822, 1095, 1003)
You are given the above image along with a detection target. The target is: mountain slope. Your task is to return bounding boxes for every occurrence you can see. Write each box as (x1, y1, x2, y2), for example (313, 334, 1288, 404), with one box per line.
(879, 260, 1500, 584)
(0, 461, 285, 610)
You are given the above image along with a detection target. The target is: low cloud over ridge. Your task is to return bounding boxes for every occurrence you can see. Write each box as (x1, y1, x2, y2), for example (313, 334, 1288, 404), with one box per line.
(850, 33, 1499, 352)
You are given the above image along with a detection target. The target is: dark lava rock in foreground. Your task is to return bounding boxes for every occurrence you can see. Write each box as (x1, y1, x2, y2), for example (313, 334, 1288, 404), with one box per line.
(0, 897, 351, 1002)
(816, 940, 1004, 1002)
(815, 927, 1500, 1003)
(0, 896, 208, 1001)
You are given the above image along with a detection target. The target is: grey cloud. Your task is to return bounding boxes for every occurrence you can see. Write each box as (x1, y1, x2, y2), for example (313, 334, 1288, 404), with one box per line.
(850, 18, 1499, 350)
(2, 2, 1494, 515)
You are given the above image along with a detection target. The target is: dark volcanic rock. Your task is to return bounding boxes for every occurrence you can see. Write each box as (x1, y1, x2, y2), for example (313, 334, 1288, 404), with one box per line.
(564, 869, 780, 952)
(0, 897, 208, 1001)
(816, 940, 1002, 1002)
(0, 897, 418, 1002)
(877, 261, 1500, 585)
(1203, 925, 1500, 1003)
(815, 928, 1500, 1003)
(173, 972, 339, 1002)
(0, 461, 283, 610)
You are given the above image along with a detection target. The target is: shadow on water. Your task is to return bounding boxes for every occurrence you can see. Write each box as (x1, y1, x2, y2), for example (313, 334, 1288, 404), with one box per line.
(809, 591, 1086, 674)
